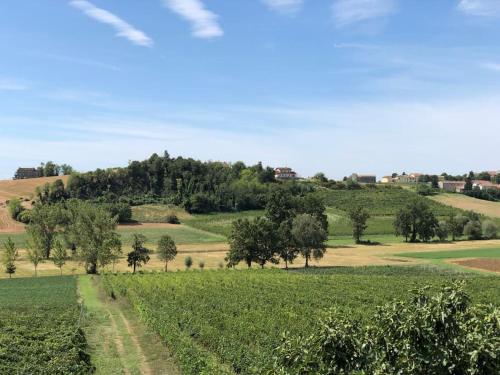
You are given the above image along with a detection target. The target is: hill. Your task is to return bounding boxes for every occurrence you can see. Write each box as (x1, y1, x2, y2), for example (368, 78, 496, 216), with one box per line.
(0, 176, 69, 232)
(430, 193, 500, 219)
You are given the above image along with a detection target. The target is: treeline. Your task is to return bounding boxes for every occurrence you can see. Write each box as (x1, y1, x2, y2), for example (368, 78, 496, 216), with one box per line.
(63, 152, 312, 213)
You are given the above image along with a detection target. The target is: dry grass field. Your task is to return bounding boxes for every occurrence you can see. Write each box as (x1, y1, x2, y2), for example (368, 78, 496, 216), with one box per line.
(0, 176, 69, 232)
(430, 193, 500, 218)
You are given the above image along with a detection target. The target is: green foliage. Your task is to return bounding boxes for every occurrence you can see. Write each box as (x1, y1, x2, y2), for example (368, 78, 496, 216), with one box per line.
(184, 256, 193, 269)
(394, 198, 438, 242)
(165, 213, 181, 224)
(27, 203, 64, 258)
(7, 198, 24, 220)
(291, 214, 328, 267)
(102, 268, 500, 374)
(273, 282, 499, 374)
(26, 237, 45, 277)
(2, 237, 17, 278)
(482, 220, 498, 239)
(347, 206, 370, 243)
(464, 220, 483, 240)
(157, 234, 177, 271)
(0, 276, 93, 374)
(416, 183, 434, 196)
(127, 234, 150, 273)
(52, 237, 67, 275)
(435, 220, 450, 241)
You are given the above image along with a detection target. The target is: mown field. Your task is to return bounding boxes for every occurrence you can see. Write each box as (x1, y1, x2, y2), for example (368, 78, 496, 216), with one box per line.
(103, 267, 500, 374)
(397, 247, 500, 259)
(0, 276, 92, 374)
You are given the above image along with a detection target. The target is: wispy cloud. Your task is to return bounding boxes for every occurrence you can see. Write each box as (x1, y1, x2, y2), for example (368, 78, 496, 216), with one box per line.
(70, 0, 153, 47)
(333, 42, 380, 50)
(0, 78, 28, 91)
(481, 61, 500, 71)
(162, 0, 223, 39)
(262, 0, 303, 14)
(332, 0, 396, 27)
(458, 0, 500, 16)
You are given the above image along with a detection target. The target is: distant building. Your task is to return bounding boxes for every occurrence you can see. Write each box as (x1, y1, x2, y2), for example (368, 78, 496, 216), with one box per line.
(472, 180, 500, 191)
(14, 168, 40, 180)
(350, 173, 376, 184)
(396, 173, 422, 184)
(439, 181, 465, 193)
(274, 167, 297, 180)
(381, 176, 394, 184)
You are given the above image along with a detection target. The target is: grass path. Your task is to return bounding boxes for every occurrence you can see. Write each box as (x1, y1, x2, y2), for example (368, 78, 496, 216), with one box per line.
(78, 275, 179, 375)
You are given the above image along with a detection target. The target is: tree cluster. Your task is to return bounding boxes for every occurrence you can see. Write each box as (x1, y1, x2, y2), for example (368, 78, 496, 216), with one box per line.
(227, 187, 328, 269)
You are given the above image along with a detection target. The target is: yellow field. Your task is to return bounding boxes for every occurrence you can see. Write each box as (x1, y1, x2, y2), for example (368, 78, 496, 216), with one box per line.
(0, 176, 70, 232)
(4, 239, 499, 279)
(430, 193, 500, 218)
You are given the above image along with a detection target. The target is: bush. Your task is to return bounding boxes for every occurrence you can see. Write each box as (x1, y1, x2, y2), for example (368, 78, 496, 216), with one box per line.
(199, 260, 205, 270)
(464, 220, 483, 240)
(165, 214, 180, 224)
(17, 210, 32, 224)
(435, 220, 449, 241)
(7, 199, 24, 221)
(273, 282, 499, 375)
(102, 202, 132, 223)
(184, 256, 193, 269)
(482, 220, 498, 239)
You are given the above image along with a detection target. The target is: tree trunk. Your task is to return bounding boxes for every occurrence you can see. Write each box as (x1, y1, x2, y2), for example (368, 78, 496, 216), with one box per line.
(246, 259, 251, 268)
(305, 256, 309, 268)
(285, 259, 288, 270)
(165, 261, 168, 272)
(87, 263, 97, 274)
(60, 268, 62, 276)
(34, 265, 37, 277)
(133, 262, 136, 274)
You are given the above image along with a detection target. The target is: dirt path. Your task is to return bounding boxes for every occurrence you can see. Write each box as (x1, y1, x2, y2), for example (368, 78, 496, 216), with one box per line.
(78, 276, 179, 375)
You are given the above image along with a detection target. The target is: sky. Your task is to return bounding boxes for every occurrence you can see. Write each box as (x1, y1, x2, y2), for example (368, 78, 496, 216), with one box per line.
(1, 0, 500, 180)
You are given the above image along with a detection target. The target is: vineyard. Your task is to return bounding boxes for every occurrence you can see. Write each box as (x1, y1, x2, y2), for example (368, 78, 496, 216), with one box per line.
(0, 276, 93, 374)
(102, 267, 500, 374)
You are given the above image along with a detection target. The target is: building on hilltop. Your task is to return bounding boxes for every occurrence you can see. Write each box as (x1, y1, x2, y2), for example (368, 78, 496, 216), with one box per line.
(472, 180, 500, 191)
(350, 173, 376, 184)
(14, 168, 40, 180)
(274, 167, 297, 180)
(396, 173, 422, 184)
(381, 176, 394, 184)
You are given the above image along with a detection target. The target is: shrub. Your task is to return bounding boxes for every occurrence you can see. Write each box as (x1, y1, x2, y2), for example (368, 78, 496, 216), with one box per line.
(482, 220, 498, 239)
(273, 282, 499, 375)
(165, 214, 180, 224)
(7, 199, 24, 221)
(17, 210, 32, 224)
(464, 220, 483, 240)
(199, 260, 205, 270)
(184, 256, 193, 269)
(435, 220, 449, 241)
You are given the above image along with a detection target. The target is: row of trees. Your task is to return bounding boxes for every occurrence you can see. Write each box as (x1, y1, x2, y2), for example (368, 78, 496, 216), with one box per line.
(394, 198, 498, 242)
(227, 187, 329, 269)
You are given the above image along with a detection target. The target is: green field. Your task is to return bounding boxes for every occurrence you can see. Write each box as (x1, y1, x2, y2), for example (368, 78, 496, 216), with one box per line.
(117, 224, 225, 245)
(184, 210, 263, 237)
(0, 276, 93, 374)
(397, 247, 500, 259)
(103, 267, 500, 374)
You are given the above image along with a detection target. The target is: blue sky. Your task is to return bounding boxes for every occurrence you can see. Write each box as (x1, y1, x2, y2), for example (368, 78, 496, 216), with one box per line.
(1, 0, 500, 179)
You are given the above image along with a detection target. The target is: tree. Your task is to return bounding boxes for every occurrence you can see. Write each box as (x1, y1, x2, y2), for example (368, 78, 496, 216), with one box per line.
(435, 221, 449, 242)
(26, 238, 45, 277)
(185, 256, 193, 269)
(43, 161, 59, 177)
(448, 214, 467, 241)
(67, 200, 121, 274)
(265, 187, 295, 227)
(277, 220, 298, 269)
(60, 164, 74, 175)
(127, 234, 150, 273)
(27, 204, 63, 258)
(394, 198, 437, 243)
(464, 220, 482, 240)
(52, 237, 67, 275)
(296, 194, 329, 232)
(227, 217, 279, 269)
(2, 237, 17, 278)
(394, 209, 412, 242)
(291, 214, 328, 268)
(348, 206, 370, 244)
(157, 235, 177, 272)
(482, 220, 498, 239)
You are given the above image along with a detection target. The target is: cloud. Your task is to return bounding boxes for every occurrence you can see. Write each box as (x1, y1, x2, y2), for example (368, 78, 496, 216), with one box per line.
(70, 0, 153, 46)
(458, 0, 500, 16)
(262, 0, 303, 14)
(481, 61, 500, 71)
(332, 0, 396, 27)
(333, 42, 380, 50)
(162, 0, 223, 39)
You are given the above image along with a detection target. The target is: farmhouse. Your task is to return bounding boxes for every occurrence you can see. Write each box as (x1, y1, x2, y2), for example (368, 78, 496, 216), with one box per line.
(350, 173, 376, 184)
(396, 173, 422, 184)
(472, 180, 500, 191)
(439, 181, 465, 193)
(14, 168, 40, 180)
(381, 176, 394, 184)
(274, 167, 297, 180)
